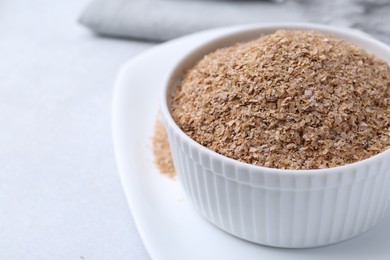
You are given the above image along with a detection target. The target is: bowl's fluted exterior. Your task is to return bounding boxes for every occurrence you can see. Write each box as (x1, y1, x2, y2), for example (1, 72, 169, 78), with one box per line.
(163, 118, 390, 248)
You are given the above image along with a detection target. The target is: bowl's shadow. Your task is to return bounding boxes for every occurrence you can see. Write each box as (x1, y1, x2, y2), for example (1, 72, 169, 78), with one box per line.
(202, 208, 390, 259)
(271, 214, 390, 259)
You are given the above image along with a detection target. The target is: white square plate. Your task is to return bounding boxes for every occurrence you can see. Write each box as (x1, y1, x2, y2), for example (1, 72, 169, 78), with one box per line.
(113, 25, 390, 260)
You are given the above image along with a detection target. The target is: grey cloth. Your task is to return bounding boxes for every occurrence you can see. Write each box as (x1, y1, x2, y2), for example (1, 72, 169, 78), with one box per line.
(79, 0, 390, 43)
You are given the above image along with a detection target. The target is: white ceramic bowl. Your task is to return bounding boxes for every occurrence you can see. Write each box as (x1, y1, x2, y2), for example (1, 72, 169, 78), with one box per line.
(160, 23, 390, 248)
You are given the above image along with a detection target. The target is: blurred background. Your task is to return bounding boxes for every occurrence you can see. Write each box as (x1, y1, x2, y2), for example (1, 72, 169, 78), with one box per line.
(0, 0, 389, 259)
(79, 0, 390, 43)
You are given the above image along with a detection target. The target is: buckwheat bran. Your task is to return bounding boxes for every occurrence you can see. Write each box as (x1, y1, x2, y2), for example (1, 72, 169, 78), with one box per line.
(152, 115, 175, 177)
(170, 30, 390, 170)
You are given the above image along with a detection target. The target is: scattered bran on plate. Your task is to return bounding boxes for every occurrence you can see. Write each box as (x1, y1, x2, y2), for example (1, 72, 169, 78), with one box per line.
(152, 115, 175, 177)
(170, 30, 390, 170)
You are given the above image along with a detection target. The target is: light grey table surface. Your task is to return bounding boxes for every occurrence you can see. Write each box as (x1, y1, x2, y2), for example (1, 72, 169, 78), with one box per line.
(0, 1, 153, 259)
